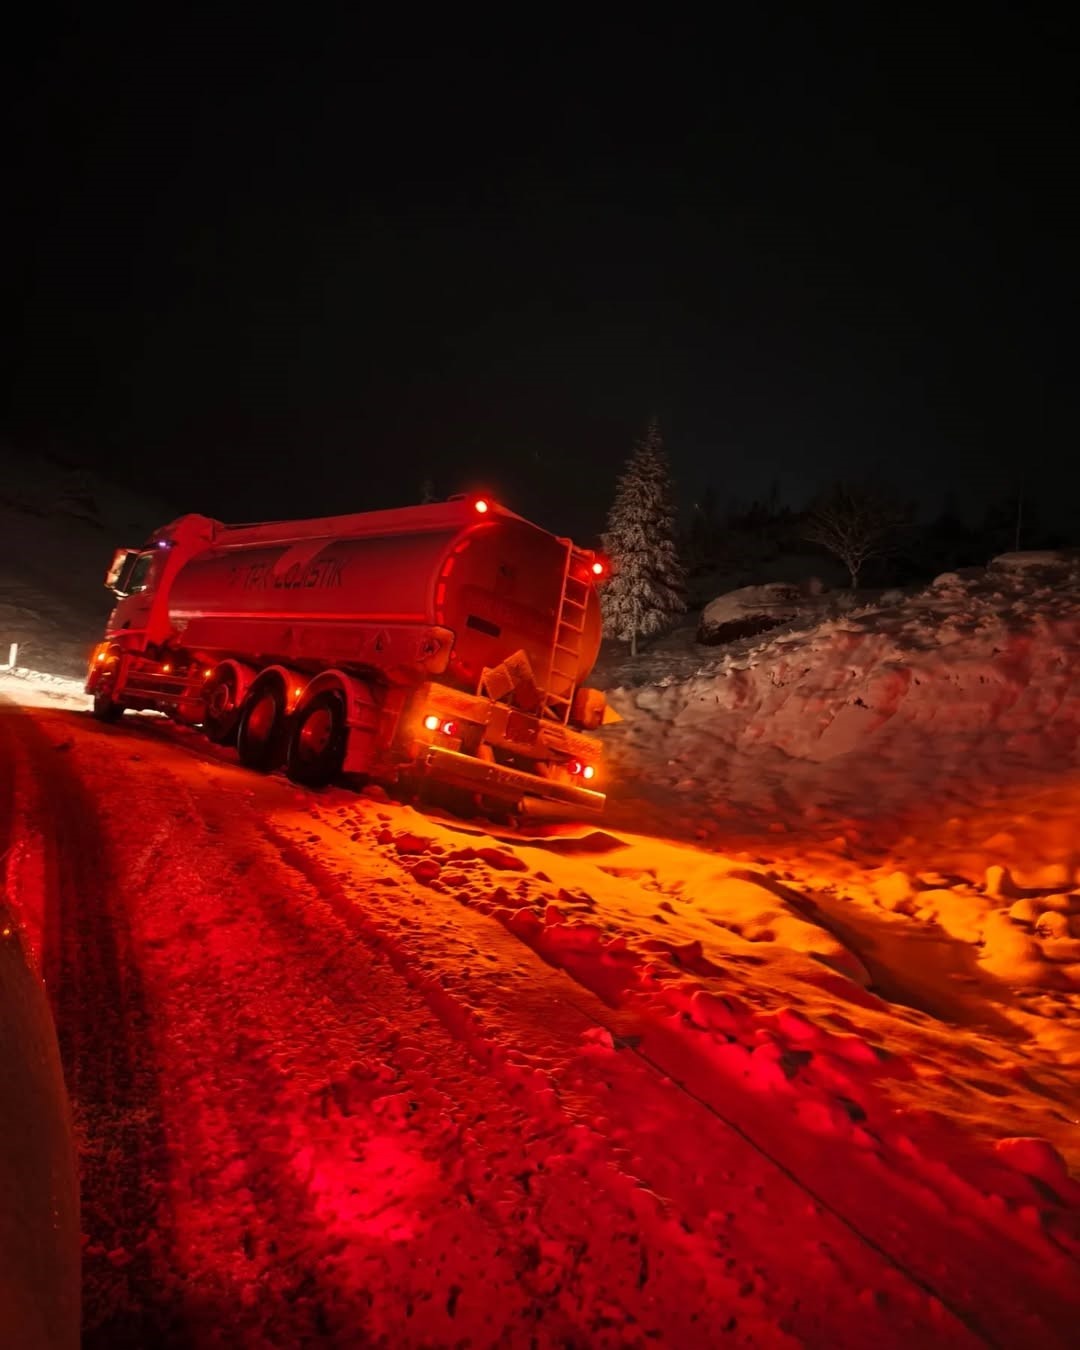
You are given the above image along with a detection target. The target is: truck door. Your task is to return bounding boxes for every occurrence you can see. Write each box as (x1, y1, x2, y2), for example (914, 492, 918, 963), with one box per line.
(105, 549, 161, 637)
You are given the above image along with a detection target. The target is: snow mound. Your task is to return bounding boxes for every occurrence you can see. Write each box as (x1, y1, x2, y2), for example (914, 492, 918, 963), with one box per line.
(611, 552, 1080, 772)
(696, 582, 816, 645)
(991, 550, 1078, 571)
(604, 553, 1080, 1007)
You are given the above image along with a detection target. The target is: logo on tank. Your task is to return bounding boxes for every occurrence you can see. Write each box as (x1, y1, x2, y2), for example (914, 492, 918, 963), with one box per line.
(229, 559, 345, 590)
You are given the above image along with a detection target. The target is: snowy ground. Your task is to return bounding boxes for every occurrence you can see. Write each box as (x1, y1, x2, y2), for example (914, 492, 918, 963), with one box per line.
(1, 553, 1079, 1347)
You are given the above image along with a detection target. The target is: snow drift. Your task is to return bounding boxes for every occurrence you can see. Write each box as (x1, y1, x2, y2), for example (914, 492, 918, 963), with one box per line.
(604, 553, 1080, 1008)
(609, 552, 1080, 790)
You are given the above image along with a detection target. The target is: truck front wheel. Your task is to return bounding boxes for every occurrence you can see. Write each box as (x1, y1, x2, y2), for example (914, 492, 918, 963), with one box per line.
(286, 692, 346, 788)
(91, 691, 125, 722)
(202, 671, 240, 745)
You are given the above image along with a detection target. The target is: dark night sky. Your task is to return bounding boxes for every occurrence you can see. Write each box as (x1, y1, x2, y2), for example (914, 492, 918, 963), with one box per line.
(2, 9, 1075, 541)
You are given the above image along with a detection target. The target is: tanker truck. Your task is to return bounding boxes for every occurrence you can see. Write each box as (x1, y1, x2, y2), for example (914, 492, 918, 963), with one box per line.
(85, 496, 611, 813)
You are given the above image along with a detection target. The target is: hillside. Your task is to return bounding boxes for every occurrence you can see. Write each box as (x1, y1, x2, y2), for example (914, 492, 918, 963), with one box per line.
(0, 447, 174, 676)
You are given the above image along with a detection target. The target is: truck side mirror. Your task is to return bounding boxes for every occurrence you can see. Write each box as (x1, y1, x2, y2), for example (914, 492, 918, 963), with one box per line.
(105, 548, 138, 595)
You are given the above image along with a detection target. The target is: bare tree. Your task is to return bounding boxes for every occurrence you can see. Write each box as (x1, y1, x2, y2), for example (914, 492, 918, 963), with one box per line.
(803, 483, 906, 588)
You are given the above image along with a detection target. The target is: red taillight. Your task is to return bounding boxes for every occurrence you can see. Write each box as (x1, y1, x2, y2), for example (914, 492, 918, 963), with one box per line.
(591, 561, 604, 576)
(441, 720, 458, 736)
(423, 714, 440, 731)
(474, 498, 489, 514)
(568, 760, 597, 781)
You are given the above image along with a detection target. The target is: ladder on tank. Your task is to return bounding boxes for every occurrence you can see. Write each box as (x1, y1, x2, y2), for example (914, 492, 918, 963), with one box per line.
(540, 543, 591, 724)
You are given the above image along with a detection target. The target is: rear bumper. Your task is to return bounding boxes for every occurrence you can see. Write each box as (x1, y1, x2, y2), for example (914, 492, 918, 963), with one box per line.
(421, 746, 605, 814)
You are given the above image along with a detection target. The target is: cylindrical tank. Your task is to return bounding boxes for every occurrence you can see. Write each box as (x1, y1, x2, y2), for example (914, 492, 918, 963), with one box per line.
(165, 502, 603, 693)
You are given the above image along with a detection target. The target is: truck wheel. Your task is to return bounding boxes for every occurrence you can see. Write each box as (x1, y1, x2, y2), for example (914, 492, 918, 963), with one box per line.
(92, 691, 125, 722)
(203, 671, 240, 745)
(236, 682, 288, 773)
(286, 692, 346, 788)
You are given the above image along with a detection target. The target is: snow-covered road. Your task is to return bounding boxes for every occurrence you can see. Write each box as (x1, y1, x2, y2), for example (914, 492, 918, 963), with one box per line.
(1, 690, 1078, 1348)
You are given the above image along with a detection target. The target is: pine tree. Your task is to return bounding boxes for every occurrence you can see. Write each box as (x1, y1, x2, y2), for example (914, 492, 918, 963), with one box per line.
(601, 419, 686, 656)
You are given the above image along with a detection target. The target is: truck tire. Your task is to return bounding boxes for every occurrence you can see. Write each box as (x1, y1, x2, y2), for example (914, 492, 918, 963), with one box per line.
(236, 682, 288, 773)
(91, 691, 125, 722)
(286, 691, 347, 788)
(202, 671, 240, 745)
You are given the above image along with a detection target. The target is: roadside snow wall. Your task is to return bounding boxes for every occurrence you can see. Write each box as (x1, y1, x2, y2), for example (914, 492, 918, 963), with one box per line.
(608, 553, 1080, 796)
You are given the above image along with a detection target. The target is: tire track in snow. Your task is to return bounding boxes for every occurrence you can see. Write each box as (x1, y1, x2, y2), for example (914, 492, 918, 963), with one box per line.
(51, 731, 777, 1345)
(308, 805, 1080, 1350)
(0, 701, 184, 1348)
(8, 701, 1071, 1346)
(62, 715, 949, 1346)
(482, 872, 1080, 1350)
(267, 807, 994, 1349)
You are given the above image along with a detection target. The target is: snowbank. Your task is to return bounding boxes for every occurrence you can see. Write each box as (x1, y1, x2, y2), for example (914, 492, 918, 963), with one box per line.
(0, 668, 90, 712)
(604, 552, 1080, 1013)
(696, 582, 823, 645)
(609, 551, 1080, 782)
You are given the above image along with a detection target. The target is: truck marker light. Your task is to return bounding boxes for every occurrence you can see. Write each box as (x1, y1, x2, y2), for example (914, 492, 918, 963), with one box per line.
(203, 669, 213, 679)
(592, 561, 604, 576)
(423, 714, 441, 731)
(96, 651, 107, 662)
(474, 498, 489, 513)
(441, 720, 457, 736)
(582, 765, 596, 780)
(162, 663, 172, 673)
(293, 687, 302, 698)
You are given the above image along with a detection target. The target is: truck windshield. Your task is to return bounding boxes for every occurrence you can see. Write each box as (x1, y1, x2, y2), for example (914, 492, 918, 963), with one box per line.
(124, 552, 156, 593)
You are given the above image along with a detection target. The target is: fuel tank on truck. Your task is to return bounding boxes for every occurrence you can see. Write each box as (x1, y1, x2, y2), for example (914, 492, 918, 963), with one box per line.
(165, 500, 603, 692)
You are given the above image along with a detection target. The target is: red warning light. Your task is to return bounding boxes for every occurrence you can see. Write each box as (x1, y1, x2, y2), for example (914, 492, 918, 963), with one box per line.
(474, 498, 490, 514)
(591, 561, 604, 576)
